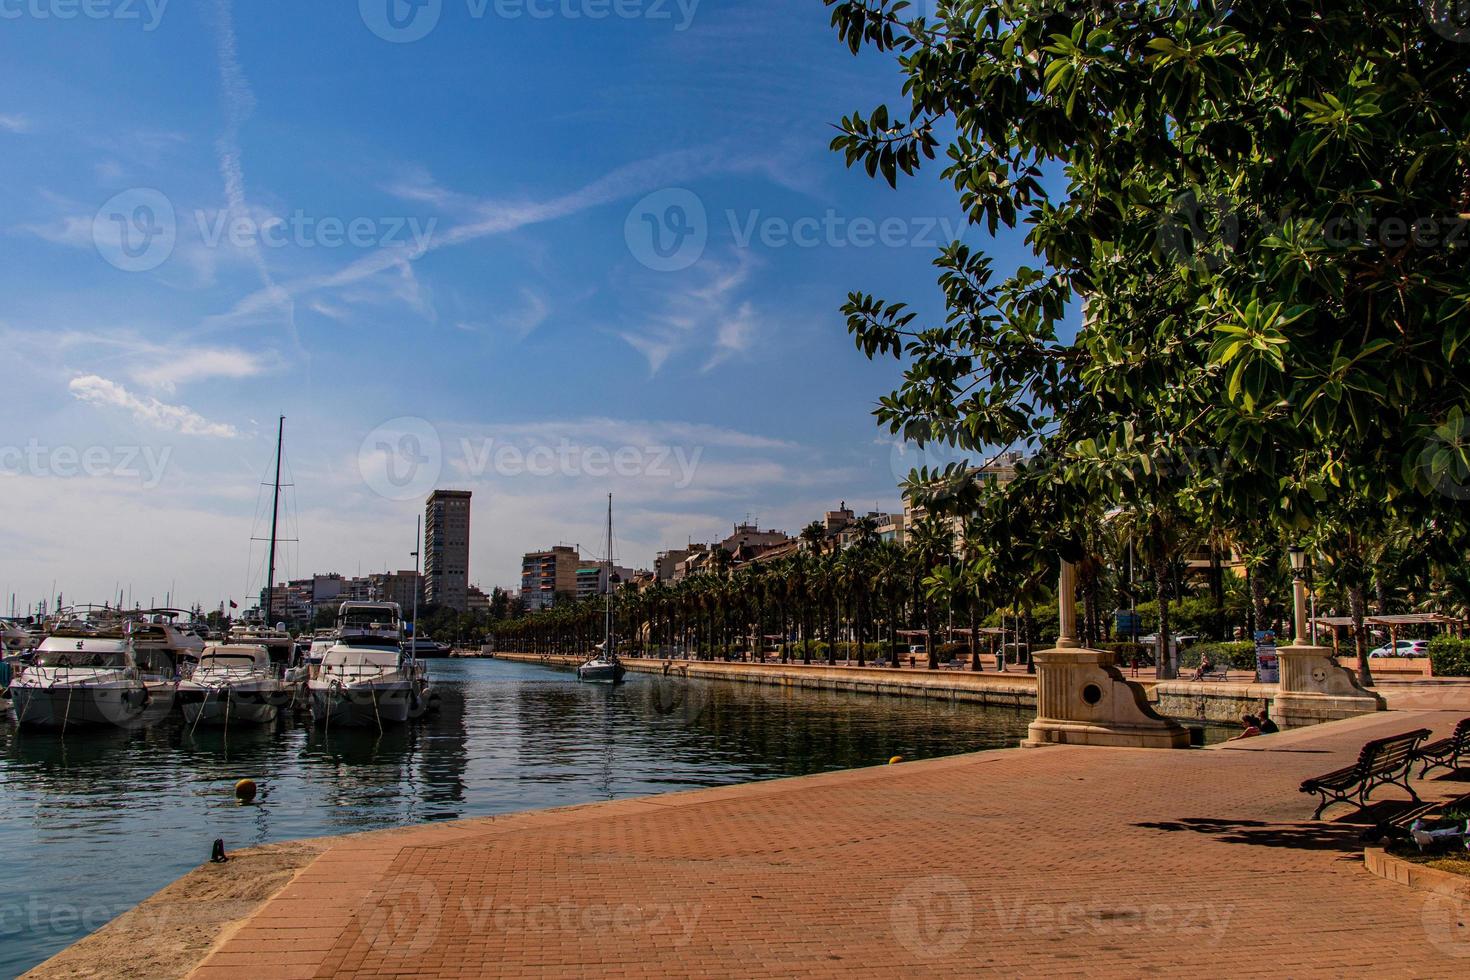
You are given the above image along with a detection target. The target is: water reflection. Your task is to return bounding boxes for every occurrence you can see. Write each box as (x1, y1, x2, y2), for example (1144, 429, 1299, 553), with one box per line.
(1, 658, 1037, 975)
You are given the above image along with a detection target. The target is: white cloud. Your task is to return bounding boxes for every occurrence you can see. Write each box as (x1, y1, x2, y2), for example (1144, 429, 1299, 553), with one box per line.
(68, 374, 239, 438)
(0, 114, 30, 134)
(619, 252, 761, 374)
(130, 347, 269, 393)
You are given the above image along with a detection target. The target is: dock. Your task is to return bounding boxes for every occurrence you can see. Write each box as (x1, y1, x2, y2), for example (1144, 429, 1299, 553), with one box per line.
(27, 680, 1470, 978)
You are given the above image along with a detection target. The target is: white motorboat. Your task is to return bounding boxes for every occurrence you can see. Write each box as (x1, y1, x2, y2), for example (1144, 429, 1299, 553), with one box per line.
(309, 601, 421, 729)
(179, 643, 290, 727)
(577, 495, 627, 685)
(230, 622, 308, 696)
(2, 620, 30, 654)
(8, 630, 164, 729)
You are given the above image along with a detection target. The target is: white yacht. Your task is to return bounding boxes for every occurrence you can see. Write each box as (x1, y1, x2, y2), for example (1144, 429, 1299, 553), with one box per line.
(230, 622, 308, 694)
(179, 643, 289, 726)
(309, 601, 423, 728)
(2, 620, 30, 654)
(8, 629, 162, 729)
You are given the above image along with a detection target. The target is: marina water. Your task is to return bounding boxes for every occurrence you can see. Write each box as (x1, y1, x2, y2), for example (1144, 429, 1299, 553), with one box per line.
(1, 658, 1038, 974)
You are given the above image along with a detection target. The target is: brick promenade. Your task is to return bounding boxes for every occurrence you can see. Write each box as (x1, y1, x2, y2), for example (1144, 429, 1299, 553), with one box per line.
(167, 688, 1470, 979)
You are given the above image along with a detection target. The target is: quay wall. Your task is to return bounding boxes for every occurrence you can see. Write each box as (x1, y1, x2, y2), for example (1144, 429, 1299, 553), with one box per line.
(489, 652, 1298, 725)
(490, 652, 1039, 710)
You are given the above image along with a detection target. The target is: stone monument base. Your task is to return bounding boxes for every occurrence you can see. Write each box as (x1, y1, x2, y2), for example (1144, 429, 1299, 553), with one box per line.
(1022, 647, 1190, 749)
(1271, 645, 1385, 728)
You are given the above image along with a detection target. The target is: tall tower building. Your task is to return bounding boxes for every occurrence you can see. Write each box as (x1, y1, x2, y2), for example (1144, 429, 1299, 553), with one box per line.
(425, 489, 472, 612)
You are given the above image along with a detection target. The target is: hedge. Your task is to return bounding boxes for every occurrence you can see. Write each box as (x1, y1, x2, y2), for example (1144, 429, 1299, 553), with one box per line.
(1179, 641, 1257, 670)
(1428, 636, 1470, 677)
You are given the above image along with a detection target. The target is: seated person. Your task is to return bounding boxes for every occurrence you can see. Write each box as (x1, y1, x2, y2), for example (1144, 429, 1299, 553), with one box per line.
(1228, 713, 1262, 741)
(1254, 712, 1279, 735)
(1191, 654, 1217, 681)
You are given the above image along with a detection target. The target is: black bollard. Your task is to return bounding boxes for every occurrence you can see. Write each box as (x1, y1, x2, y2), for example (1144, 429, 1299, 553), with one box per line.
(211, 838, 229, 863)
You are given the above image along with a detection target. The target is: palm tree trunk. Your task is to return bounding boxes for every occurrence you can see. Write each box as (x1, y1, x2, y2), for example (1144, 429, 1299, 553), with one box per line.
(1349, 584, 1375, 687)
(1154, 555, 1176, 679)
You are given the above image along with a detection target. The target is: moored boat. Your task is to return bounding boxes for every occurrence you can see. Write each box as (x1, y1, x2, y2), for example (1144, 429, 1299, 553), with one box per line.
(309, 601, 418, 729)
(8, 630, 163, 730)
(178, 643, 289, 727)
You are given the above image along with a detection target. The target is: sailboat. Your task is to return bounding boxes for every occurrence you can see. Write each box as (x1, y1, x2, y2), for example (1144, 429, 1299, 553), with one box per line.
(577, 494, 627, 685)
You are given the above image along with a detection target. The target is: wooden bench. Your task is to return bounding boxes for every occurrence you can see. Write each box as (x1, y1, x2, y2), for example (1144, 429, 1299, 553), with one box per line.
(1300, 729, 1432, 819)
(1418, 717, 1470, 778)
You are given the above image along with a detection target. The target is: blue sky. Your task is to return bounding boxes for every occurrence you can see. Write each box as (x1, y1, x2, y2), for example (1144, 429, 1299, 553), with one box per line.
(0, 0, 1006, 612)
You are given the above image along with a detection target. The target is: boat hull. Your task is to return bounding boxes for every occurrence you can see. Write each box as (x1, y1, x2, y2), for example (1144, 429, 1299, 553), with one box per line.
(180, 688, 282, 726)
(8, 683, 169, 729)
(577, 660, 627, 684)
(309, 682, 412, 728)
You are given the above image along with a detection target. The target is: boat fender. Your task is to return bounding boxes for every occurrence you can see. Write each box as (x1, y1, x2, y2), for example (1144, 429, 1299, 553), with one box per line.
(211, 838, 229, 863)
(235, 778, 257, 804)
(888, 756, 904, 765)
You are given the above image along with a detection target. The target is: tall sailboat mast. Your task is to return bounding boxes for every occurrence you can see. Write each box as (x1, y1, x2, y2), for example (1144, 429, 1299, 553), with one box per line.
(604, 493, 614, 655)
(265, 415, 285, 625)
(410, 515, 421, 662)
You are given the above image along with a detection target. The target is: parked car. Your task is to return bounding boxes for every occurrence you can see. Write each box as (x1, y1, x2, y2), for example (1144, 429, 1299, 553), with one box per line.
(1368, 639, 1429, 658)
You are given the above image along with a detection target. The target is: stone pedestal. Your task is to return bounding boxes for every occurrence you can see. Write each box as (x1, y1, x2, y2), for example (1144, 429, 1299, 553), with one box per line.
(1271, 644, 1385, 728)
(1022, 647, 1190, 749)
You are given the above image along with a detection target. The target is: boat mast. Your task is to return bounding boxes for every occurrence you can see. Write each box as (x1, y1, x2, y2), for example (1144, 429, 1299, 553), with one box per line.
(409, 515, 421, 663)
(605, 493, 614, 658)
(265, 415, 284, 627)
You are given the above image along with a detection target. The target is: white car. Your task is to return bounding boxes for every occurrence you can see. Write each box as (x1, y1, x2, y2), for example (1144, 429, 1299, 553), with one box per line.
(1369, 639, 1429, 658)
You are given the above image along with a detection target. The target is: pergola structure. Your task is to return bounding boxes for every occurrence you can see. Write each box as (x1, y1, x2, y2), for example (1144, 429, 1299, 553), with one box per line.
(1309, 613, 1465, 654)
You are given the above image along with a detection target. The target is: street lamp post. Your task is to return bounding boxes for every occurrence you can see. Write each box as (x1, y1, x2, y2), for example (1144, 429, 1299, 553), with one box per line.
(1288, 545, 1308, 646)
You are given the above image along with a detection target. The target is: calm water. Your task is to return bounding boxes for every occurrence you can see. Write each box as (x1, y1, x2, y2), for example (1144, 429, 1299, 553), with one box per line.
(0, 658, 1035, 975)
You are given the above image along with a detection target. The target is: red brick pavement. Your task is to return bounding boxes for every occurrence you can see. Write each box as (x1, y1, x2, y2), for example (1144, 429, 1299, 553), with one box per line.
(188, 701, 1470, 979)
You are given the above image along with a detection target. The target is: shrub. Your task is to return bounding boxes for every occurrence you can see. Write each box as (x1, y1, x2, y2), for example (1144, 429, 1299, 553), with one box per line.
(1100, 641, 1150, 665)
(1428, 636, 1470, 677)
(1179, 641, 1257, 670)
